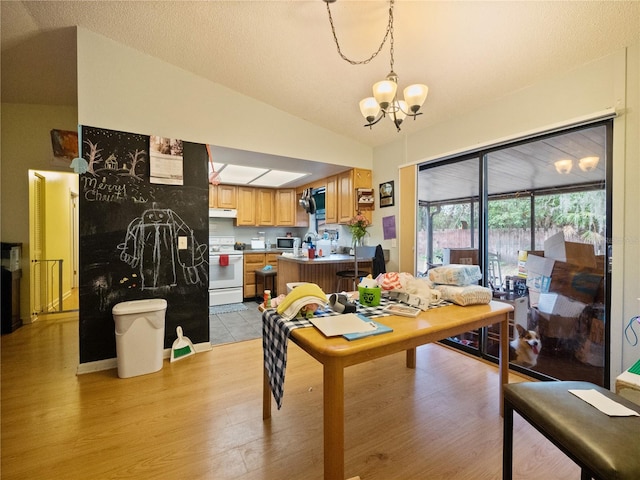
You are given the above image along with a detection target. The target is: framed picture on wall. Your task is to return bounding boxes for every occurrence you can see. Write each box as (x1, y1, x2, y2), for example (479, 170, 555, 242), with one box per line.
(50, 129, 78, 167)
(379, 181, 394, 207)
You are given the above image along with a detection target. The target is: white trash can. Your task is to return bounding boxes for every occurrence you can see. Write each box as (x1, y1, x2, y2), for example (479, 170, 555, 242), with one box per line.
(112, 299, 167, 378)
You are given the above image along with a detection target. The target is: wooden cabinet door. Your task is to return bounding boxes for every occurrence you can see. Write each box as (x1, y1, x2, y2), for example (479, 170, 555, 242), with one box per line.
(265, 253, 280, 268)
(325, 175, 338, 224)
(275, 189, 295, 226)
(209, 185, 217, 208)
(243, 253, 266, 299)
(295, 192, 309, 227)
(353, 168, 372, 189)
(337, 169, 354, 224)
(256, 189, 275, 226)
(217, 184, 237, 209)
(236, 187, 256, 226)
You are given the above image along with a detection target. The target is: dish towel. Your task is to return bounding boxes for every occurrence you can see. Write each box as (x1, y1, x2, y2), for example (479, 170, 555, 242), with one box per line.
(219, 254, 229, 266)
(262, 299, 393, 409)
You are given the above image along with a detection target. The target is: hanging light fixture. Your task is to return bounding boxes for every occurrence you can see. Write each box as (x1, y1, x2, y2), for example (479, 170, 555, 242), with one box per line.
(554, 159, 573, 175)
(578, 156, 600, 172)
(324, 0, 428, 132)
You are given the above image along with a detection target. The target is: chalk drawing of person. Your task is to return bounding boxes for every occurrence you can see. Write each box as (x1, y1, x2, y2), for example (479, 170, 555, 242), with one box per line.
(118, 208, 207, 290)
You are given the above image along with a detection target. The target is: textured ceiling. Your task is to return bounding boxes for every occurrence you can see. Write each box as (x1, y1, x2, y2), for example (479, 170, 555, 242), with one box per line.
(2, 1, 639, 149)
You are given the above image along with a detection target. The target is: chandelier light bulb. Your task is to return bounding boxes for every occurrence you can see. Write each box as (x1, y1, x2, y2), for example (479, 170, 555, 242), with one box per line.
(359, 97, 381, 123)
(372, 79, 397, 111)
(389, 100, 408, 126)
(403, 84, 429, 113)
(578, 156, 599, 172)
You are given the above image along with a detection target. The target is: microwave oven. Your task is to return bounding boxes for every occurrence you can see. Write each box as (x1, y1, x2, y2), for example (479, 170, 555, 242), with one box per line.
(276, 237, 300, 250)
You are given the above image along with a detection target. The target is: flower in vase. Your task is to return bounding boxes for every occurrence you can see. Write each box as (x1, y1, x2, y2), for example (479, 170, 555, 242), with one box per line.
(347, 213, 370, 245)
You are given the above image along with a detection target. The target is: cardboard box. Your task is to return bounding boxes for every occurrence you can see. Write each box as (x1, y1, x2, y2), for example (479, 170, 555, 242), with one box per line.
(575, 339, 605, 367)
(531, 307, 580, 340)
(544, 231, 597, 268)
(525, 254, 554, 293)
(589, 317, 605, 344)
(517, 250, 544, 277)
(525, 253, 602, 304)
(547, 260, 603, 304)
(538, 292, 587, 317)
(443, 248, 478, 265)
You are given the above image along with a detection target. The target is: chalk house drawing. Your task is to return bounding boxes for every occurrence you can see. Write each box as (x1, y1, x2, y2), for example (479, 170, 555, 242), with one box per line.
(118, 208, 207, 290)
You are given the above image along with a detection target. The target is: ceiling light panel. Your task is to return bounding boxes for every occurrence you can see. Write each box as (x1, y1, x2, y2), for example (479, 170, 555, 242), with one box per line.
(250, 170, 309, 187)
(218, 164, 268, 184)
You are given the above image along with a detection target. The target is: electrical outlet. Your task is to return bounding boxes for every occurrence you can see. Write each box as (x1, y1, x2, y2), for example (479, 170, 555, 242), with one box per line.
(178, 236, 188, 249)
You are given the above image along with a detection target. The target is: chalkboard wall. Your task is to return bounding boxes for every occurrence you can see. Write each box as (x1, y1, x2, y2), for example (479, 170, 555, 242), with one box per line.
(79, 126, 209, 364)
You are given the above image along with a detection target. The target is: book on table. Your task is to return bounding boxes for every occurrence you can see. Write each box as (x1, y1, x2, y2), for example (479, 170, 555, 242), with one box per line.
(309, 313, 389, 337)
(310, 313, 392, 340)
(342, 319, 393, 341)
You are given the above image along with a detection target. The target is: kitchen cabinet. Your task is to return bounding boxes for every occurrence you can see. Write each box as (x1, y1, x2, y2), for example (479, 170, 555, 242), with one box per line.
(236, 187, 256, 226)
(295, 192, 309, 227)
(256, 189, 275, 226)
(209, 184, 237, 208)
(243, 252, 280, 299)
(325, 175, 338, 224)
(237, 187, 303, 227)
(337, 168, 372, 224)
(275, 189, 296, 226)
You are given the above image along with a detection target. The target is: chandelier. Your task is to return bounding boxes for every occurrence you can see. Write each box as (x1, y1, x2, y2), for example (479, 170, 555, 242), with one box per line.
(323, 0, 429, 131)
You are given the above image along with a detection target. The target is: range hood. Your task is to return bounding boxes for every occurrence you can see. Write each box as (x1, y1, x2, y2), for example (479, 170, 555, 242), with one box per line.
(209, 208, 237, 218)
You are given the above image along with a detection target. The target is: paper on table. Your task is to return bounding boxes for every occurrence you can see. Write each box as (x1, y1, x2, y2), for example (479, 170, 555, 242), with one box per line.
(569, 389, 640, 416)
(310, 313, 377, 337)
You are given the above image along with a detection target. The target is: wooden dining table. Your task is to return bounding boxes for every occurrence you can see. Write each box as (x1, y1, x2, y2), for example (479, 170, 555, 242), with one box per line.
(262, 300, 513, 480)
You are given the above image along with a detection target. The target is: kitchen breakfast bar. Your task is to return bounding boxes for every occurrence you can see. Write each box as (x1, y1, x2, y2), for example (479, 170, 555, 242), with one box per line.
(276, 254, 372, 295)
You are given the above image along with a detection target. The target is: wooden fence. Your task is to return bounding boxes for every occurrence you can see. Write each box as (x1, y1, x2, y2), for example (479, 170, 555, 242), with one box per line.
(416, 228, 604, 274)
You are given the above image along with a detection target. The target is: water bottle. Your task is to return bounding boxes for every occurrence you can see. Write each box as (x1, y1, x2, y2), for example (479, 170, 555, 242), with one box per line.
(264, 290, 271, 308)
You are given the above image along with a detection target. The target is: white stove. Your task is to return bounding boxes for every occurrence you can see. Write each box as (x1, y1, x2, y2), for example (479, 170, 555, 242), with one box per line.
(209, 236, 244, 307)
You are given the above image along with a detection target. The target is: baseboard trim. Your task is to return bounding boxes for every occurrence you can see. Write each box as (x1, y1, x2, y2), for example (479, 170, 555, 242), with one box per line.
(76, 342, 212, 375)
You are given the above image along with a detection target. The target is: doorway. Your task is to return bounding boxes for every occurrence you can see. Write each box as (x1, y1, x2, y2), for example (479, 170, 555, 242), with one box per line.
(29, 170, 79, 317)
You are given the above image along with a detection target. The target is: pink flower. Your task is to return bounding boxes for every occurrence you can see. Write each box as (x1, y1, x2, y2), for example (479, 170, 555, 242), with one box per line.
(348, 214, 370, 241)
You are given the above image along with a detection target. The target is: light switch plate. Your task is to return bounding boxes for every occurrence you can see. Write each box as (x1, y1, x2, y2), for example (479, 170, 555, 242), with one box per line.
(178, 236, 188, 249)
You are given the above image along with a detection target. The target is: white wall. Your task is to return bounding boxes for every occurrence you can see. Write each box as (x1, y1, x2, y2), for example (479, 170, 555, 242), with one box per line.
(76, 27, 372, 170)
(371, 45, 640, 379)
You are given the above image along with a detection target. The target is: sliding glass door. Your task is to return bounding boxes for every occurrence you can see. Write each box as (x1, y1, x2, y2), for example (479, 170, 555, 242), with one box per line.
(417, 121, 611, 386)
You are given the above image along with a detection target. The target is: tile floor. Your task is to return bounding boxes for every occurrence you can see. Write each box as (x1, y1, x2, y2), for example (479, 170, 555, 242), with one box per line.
(209, 301, 263, 346)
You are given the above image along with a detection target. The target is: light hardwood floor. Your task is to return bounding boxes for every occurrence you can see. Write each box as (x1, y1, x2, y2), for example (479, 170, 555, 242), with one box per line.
(1, 313, 580, 479)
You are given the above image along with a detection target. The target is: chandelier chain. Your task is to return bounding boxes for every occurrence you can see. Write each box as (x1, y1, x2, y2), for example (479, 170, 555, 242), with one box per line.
(325, 0, 395, 66)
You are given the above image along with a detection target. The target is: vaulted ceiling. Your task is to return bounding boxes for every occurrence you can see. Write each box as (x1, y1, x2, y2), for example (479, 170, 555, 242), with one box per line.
(2, 1, 639, 149)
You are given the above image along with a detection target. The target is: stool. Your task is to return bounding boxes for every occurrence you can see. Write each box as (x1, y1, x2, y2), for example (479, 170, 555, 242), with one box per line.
(254, 269, 277, 303)
(503, 381, 640, 480)
(336, 245, 376, 293)
(336, 269, 371, 293)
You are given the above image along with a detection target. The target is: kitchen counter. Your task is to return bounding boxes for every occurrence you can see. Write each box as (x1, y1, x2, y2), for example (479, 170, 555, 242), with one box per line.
(279, 253, 353, 263)
(277, 253, 372, 295)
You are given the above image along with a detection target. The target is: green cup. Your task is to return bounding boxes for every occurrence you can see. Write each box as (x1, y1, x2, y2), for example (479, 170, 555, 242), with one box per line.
(358, 286, 381, 307)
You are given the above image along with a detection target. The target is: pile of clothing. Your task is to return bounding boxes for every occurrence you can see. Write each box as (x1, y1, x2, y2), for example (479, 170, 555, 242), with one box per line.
(375, 264, 492, 308)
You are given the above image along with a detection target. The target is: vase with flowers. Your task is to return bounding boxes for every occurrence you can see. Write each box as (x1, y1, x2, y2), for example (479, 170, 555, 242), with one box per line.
(347, 213, 370, 248)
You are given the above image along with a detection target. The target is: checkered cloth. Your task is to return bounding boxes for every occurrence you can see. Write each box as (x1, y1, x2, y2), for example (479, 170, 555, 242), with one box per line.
(262, 297, 452, 409)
